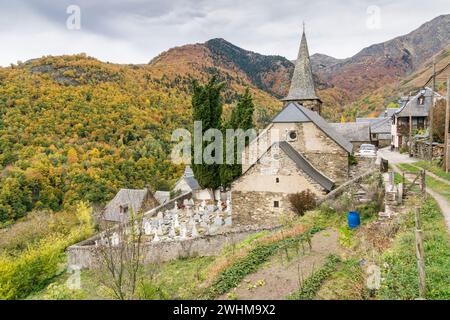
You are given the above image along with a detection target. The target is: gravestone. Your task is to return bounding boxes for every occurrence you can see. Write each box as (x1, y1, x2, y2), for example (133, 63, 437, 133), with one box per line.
(214, 214, 223, 226)
(173, 214, 180, 228)
(225, 216, 232, 227)
(226, 199, 232, 214)
(191, 223, 198, 238)
(180, 225, 187, 239)
(157, 221, 163, 236)
(111, 232, 120, 246)
(169, 226, 176, 238)
(144, 221, 153, 235)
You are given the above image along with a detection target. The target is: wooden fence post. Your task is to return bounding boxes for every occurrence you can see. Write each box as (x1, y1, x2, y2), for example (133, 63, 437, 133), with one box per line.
(415, 207, 426, 299)
(420, 170, 426, 198)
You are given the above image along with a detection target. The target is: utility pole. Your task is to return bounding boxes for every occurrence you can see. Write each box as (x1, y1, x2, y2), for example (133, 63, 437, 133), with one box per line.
(445, 75, 450, 173)
(429, 61, 436, 163)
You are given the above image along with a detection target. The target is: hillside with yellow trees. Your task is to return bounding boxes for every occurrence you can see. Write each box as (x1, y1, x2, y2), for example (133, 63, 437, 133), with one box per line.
(0, 52, 284, 224)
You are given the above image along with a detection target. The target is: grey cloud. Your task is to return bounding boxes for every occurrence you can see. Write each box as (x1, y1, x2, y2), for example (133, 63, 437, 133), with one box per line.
(0, 0, 448, 66)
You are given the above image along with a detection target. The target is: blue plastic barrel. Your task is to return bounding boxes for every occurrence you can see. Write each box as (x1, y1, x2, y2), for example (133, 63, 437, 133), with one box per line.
(348, 211, 360, 229)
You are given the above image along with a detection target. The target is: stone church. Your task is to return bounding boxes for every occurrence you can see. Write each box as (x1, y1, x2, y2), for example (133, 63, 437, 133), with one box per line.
(231, 29, 353, 226)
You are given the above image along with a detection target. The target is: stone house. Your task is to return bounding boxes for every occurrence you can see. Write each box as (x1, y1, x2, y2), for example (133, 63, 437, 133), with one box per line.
(391, 87, 443, 150)
(369, 117, 392, 147)
(231, 28, 352, 226)
(103, 188, 159, 223)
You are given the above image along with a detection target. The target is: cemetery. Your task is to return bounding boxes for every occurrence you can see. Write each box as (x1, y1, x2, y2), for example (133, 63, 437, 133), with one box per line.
(67, 194, 279, 268)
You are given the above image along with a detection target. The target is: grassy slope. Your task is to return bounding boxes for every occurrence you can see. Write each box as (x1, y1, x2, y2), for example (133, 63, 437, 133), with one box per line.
(379, 199, 450, 299)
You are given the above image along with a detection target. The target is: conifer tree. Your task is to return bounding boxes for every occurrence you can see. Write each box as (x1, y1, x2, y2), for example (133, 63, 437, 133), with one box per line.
(191, 76, 225, 191)
(220, 87, 255, 187)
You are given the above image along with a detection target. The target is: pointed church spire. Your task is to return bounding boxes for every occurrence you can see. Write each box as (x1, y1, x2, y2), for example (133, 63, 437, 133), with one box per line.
(283, 25, 319, 102)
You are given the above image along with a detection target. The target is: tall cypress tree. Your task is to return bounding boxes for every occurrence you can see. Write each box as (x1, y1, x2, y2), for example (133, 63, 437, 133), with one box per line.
(220, 87, 255, 187)
(191, 76, 224, 191)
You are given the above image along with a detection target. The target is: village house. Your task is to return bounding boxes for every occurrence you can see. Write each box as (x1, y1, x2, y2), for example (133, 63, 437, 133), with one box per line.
(330, 122, 372, 149)
(355, 108, 399, 147)
(231, 28, 352, 226)
(102, 187, 159, 223)
(391, 87, 443, 150)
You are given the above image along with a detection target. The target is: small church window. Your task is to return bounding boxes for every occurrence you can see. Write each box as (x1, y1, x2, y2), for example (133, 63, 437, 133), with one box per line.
(276, 177, 279, 183)
(287, 130, 298, 141)
(274, 201, 279, 208)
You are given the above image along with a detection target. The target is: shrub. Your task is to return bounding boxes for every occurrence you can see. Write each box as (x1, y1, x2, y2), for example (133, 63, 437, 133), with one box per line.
(348, 154, 358, 166)
(0, 202, 94, 299)
(289, 190, 317, 216)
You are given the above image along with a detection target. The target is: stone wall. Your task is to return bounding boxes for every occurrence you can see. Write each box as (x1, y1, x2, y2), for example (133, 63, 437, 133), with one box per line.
(232, 191, 291, 226)
(295, 122, 349, 184)
(68, 225, 279, 269)
(412, 140, 444, 162)
(378, 139, 391, 148)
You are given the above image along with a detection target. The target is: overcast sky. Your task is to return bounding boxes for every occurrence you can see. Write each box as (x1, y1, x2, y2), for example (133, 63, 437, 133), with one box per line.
(0, 0, 448, 66)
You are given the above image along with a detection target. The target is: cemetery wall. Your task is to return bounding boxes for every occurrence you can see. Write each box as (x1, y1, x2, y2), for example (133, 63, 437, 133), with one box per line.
(67, 225, 279, 269)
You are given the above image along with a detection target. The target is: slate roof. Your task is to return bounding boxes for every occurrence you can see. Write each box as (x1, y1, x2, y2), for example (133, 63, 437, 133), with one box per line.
(355, 118, 381, 124)
(283, 30, 319, 102)
(154, 191, 170, 205)
(176, 166, 201, 191)
(279, 141, 334, 191)
(272, 102, 353, 153)
(370, 117, 391, 134)
(330, 122, 371, 142)
(395, 87, 441, 118)
(103, 188, 157, 222)
(379, 108, 399, 119)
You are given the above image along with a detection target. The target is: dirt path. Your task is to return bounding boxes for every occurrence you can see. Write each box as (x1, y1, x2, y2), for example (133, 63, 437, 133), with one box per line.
(219, 229, 340, 300)
(391, 164, 450, 234)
